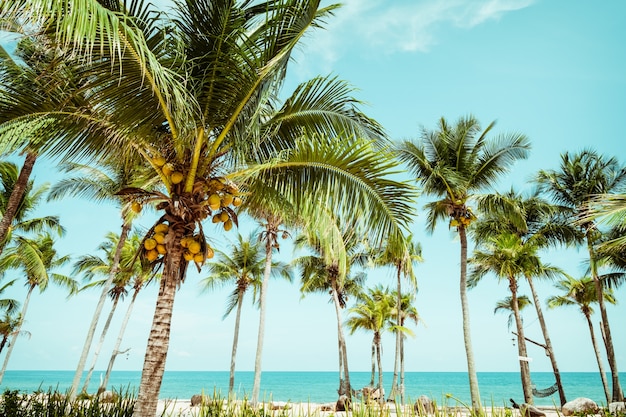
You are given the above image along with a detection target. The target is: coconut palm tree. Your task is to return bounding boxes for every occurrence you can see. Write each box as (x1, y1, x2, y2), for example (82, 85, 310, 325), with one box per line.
(71, 232, 138, 394)
(200, 231, 291, 397)
(346, 285, 395, 403)
(372, 234, 421, 403)
(396, 115, 530, 410)
(0, 312, 29, 355)
(0, 232, 76, 384)
(494, 295, 532, 331)
(47, 161, 155, 395)
(1, 2, 415, 415)
(295, 221, 369, 398)
(472, 189, 576, 405)
(536, 149, 626, 401)
(547, 276, 616, 403)
(99, 231, 155, 393)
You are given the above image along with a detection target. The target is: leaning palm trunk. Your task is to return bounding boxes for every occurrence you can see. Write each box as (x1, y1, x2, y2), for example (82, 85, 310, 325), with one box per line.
(0, 285, 33, 384)
(251, 229, 276, 404)
(133, 241, 184, 417)
(82, 296, 120, 393)
(510, 280, 533, 403)
(229, 290, 245, 397)
(0, 153, 37, 255)
(331, 276, 351, 397)
(400, 331, 406, 403)
(375, 334, 384, 404)
(100, 287, 140, 392)
(390, 267, 402, 400)
(587, 235, 623, 401)
(71, 222, 130, 397)
(526, 275, 566, 405)
(584, 312, 611, 403)
(459, 226, 481, 411)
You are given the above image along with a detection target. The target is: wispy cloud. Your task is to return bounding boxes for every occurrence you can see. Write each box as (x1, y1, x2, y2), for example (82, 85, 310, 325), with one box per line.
(291, 0, 534, 77)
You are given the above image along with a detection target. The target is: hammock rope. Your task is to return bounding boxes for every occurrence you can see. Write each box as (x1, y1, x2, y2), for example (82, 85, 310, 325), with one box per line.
(532, 382, 559, 398)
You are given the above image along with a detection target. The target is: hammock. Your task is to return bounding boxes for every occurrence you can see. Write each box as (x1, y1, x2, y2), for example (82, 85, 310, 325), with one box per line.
(532, 382, 559, 398)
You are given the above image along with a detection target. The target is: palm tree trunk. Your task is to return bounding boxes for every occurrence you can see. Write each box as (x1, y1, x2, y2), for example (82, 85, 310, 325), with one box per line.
(370, 340, 376, 386)
(459, 226, 481, 411)
(0, 285, 33, 385)
(229, 289, 245, 397)
(587, 234, 623, 401)
(100, 287, 139, 392)
(0, 152, 37, 255)
(400, 331, 406, 404)
(510, 279, 533, 403)
(526, 275, 566, 405)
(331, 276, 351, 397)
(251, 228, 275, 404)
(584, 312, 611, 403)
(375, 333, 384, 405)
(71, 221, 131, 398)
(390, 265, 402, 399)
(0, 335, 7, 355)
(133, 245, 182, 417)
(82, 296, 120, 393)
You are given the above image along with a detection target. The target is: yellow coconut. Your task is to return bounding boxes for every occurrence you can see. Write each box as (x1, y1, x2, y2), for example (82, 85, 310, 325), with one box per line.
(221, 193, 234, 207)
(206, 246, 215, 259)
(152, 155, 166, 167)
(131, 201, 142, 213)
(208, 193, 221, 210)
(212, 214, 221, 224)
(193, 253, 204, 263)
(144, 238, 157, 250)
(146, 249, 159, 261)
(188, 240, 202, 254)
(162, 163, 175, 176)
(153, 233, 166, 244)
(183, 250, 194, 261)
(224, 219, 233, 232)
(219, 211, 229, 222)
(232, 196, 242, 207)
(155, 223, 169, 234)
(170, 171, 184, 184)
(156, 244, 167, 255)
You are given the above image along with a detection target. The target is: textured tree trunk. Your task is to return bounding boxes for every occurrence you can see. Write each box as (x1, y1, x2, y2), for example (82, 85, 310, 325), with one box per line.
(585, 313, 611, 403)
(229, 290, 245, 396)
(0, 152, 37, 255)
(369, 341, 376, 387)
(71, 221, 130, 398)
(587, 235, 623, 401)
(82, 296, 120, 393)
(375, 333, 384, 404)
(510, 278, 533, 404)
(400, 330, 406, 404)
(390, 264, 402, 400)
(251, 223, 276, 405)
(331, 275, 351, 397)
(133, 242, 183, 417)
(526, 275, 566, 405)
(0, 285, 33, 384)
(100, 287, 139, 392)
(459, 226, 481, 411)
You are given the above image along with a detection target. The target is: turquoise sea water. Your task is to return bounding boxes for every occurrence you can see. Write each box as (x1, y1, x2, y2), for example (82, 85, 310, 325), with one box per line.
(0, 371, 620, 407)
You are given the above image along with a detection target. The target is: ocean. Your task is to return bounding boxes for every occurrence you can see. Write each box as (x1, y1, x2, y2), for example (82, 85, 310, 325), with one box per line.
(0, 371, 619, 407)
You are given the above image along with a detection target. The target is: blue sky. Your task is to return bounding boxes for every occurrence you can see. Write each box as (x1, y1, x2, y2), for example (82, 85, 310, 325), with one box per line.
(3, 0, 626, 380)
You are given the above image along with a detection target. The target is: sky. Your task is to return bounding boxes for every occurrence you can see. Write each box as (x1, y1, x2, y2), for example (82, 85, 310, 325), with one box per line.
(2, 0, 626, 380)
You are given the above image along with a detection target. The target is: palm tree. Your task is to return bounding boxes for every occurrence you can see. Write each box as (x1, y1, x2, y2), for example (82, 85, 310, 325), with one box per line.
(346, 285, 395, 403)
(473, 189, 575, 405)
(47, 161, 154, 396)
(2, 3, 415, 415)
(0, 233, 76, 384)
(200, 231, 291, 397)
(537, 149, 626, 401)
(71, 232, 135, 394)
(372, 234, 421, 403)
(0, 312, 29, 355)
(295, 222, 369, 398)
(494, 295, 532, 331)
(469, 233, 537, 403)
(396, 115, 530, 410)
(547, 276, 616, 403)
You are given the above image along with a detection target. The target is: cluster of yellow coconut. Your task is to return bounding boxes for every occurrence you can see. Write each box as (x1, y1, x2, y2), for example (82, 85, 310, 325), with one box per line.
(207, 182, 242, 232)
(181, 235, 214, 263)
(143, 222, 171, 262)
(152, 154, 185, 185)
(450, 216, 473, 228)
